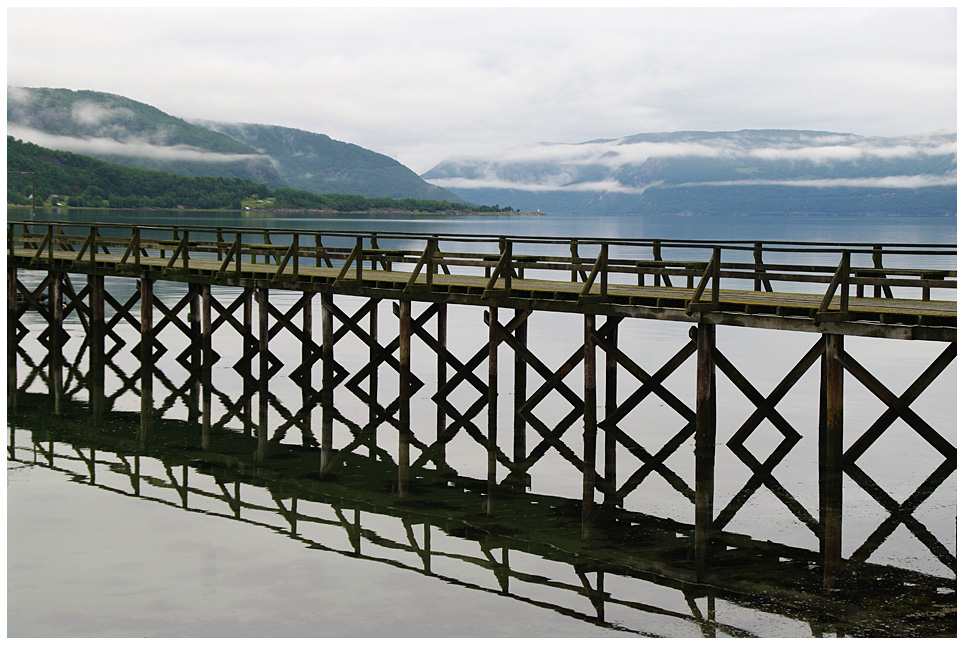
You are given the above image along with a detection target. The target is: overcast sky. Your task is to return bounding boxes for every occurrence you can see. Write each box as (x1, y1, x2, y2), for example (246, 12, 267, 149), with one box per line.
(6, 6, 957, 174)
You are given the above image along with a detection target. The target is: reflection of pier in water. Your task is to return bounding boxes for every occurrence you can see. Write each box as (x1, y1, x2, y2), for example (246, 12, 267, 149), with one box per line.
(10, 372, 957, 636)
(8, 222, 957, 636)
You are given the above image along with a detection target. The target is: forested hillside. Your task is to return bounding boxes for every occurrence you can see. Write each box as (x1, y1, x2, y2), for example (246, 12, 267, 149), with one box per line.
(205, 122, 465, 201)
(8, 87, 463, 201)
(6, 137, 511, 214)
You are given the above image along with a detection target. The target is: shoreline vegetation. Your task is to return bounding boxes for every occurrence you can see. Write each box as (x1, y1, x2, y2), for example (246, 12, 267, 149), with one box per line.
(5, 204, 525, 216)
(7, 136, 517, 216)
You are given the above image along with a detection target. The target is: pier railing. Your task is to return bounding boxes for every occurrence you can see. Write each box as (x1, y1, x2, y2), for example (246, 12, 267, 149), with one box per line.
(8, 221, 956, 303)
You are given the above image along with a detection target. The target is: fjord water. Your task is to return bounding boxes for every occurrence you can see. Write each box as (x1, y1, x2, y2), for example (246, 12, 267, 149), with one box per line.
(7, 208, 956, 637)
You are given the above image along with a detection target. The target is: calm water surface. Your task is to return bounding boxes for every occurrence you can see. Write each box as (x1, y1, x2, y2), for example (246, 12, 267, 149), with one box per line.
(7, 208, 957, 637)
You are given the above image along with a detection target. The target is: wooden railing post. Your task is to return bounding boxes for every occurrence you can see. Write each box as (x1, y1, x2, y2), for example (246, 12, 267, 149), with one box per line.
(711, 247, 720, 306)
(503, 238, 512, 291)
(428, 236, 437, 288)
(839, 251, 850, 314)
(601, 243, 608, 297)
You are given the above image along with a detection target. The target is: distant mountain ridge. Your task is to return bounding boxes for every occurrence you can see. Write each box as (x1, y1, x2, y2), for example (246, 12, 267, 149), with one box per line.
(423, 129, 957, 216)
(201, 121, 461, 201)
(7, 86, 464, 202)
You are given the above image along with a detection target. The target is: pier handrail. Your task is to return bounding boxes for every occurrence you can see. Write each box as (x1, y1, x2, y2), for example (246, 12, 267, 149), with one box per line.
(8, 220, 956, 332)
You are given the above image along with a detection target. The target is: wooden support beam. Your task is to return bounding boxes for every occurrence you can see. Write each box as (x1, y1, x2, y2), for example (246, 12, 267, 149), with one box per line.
(820, 333, 844, 590)
(513, 308, 528, 480)
(49, 272, 64, 416)
(139, 277, 154, 447)
(7, 266, 18, 412)
(437, 302, 448, 468)
(583, 313, 597, 538)
(89, 274, 105, 424)
(201, 284, 213, 451)
(301, 293, 314, 427)
(694, 322, 716, 574)
(369, 298, 380, 456)
(256, 287, 269, 463)
(320, 293, 334, 473)
(399, 299, 412, 497)
(243, 289, 254, 438)
(604, 316, 619, 507)
(488, 306, 498, 514)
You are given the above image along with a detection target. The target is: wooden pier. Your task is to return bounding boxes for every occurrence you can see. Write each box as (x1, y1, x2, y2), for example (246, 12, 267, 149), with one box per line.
(7, 221, 957, 590)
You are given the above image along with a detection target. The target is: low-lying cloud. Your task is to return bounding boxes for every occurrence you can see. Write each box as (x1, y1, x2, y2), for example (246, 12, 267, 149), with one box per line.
(431, 173, 955, 193)
(8, 125, 269, 164)
(427, 131, 956, 194)
(449, 133, 957, 171)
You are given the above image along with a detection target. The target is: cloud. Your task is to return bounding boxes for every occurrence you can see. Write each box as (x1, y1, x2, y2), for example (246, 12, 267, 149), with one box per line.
(429, 176, 661, 194)
(71, 101, 134, 126)
(430, 169, 956, 194)
(678, 175, 957, 189)
(435, 133, 956, 177)
(7, 125, 269, 164)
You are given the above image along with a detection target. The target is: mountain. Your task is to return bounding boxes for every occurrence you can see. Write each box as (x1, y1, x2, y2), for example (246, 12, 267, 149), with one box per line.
(7, 87, 464, 203)
(7, 87, 282, 186)
(6, 135, 501, 214)
(202, 121, 464, 202)
(422, 129, 957, 216)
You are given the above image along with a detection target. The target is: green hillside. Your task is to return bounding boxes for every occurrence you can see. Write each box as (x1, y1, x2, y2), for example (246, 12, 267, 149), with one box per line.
(7, 136, 269, 210)
(6, 136, 511, 214)
(8, 87, 464, 201)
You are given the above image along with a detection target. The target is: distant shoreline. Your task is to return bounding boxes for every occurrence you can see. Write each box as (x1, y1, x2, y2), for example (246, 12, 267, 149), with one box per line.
(7, 205, 526, 217)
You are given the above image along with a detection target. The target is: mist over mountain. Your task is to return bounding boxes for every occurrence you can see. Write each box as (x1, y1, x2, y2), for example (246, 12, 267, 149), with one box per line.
(7, 87, 283, 186)
(201, 121, 463, 201)
(422, 130, 957, 216)
(7, 87, 464, 202)
(7, 87, 955, 217)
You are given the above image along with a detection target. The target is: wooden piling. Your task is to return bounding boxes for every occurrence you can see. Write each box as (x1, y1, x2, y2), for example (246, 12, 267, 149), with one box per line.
(302, 293, 314, 437)
(50, 272, 64, 416)
(604, 317, 619, 507)
(488, 306, 498, 514)
(201, 284, 212, 451)
(139, 277, 154, 446)
(369, 298, 379, 454)
(89, 274, 106, 424)
(820, 333, 844, 589)
(243, 288, 254, 439)
(583, 313, 597, 538)
(7, 267, 17, 412)
(437, 303, 448, 468)
(320, 293, 334, 473)
(256, 287, 269, 463)
(694, 322, 716, 573)
(399, 299, 412, 497)
(513, 308, 528, 471)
